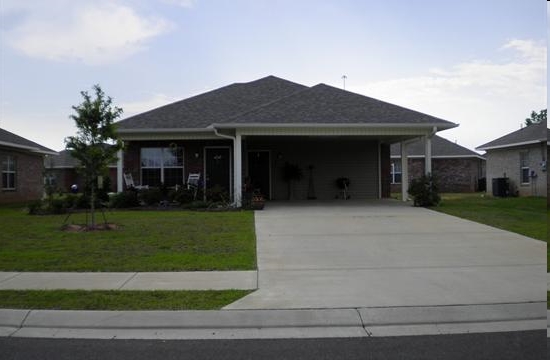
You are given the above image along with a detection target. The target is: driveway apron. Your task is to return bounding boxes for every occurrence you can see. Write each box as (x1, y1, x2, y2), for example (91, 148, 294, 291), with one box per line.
(225, 200, 545, 310)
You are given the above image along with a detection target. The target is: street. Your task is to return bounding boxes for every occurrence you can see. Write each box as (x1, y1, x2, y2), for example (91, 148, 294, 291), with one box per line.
(0, 331, 545, 360)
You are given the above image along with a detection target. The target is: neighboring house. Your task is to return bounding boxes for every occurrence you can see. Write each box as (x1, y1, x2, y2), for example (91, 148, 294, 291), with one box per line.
(0, 128, 57, 204)
(476, 121, 548, 197)
(115, 76, 458, 204)
(390, 135, 485, 193)
(44, 149, 118, 193)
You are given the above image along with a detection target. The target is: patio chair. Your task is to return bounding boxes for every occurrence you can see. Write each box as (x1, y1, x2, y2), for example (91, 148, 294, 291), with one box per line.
(187, 173, 201, 200)
(123, 173, 149, 190)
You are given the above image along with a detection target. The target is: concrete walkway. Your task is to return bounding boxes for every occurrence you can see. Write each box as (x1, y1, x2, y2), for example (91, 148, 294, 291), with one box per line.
(226, 200, 545, 309)
(0, 271, 257, 291)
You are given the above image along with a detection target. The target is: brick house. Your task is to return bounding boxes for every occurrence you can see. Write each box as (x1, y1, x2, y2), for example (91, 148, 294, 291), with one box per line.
(390, 135, 485, 193)
(115, 76, 458, 204)
(0, 128, 57, 204)
(44, 149, 118, 193)
(476, 121, 548, 197)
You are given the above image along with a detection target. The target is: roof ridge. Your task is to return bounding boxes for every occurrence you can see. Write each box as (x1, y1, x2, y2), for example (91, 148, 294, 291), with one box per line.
(222, 83, 312, 123)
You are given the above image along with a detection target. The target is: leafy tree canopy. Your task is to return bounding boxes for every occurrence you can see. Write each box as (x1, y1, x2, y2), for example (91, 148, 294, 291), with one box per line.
(525, 109, 546, 126)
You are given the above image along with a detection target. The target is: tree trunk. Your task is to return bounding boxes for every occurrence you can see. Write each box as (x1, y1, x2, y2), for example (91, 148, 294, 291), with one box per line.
(90, 182, 96, 228)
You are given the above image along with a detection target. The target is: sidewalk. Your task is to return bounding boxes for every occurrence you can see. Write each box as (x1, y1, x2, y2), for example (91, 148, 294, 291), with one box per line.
(1, 303, 545, 340)
(0, 271, 257, 291)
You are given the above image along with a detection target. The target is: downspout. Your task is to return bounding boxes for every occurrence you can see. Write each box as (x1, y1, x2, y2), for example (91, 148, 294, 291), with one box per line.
(212, 127, 240, 207)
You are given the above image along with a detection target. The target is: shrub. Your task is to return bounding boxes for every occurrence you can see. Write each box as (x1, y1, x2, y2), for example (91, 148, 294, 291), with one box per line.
(138, 188, 163, 206)
(110, 190, 140, 208)
(27, 200, 44, 215)
(48, 199, 67, 214)
(183, 200, 210, 209)
(408, 174, 440, 207)
(169, 188, 195, 204)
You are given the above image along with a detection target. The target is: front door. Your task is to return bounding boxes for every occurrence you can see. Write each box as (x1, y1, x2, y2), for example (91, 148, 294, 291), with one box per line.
(248, 150, 270, 199)
(204, 147, 231, 197)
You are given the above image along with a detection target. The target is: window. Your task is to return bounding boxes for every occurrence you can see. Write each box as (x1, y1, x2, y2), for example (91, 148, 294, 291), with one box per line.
(141, 147, 183, 187)
(520, 152, 529, 184)
(2, 156, 16, 190)
(391, 160, 402, 184)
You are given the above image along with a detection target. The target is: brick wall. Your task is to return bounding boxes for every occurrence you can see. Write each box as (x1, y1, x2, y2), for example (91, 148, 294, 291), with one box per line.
(390, 157, 485, 193)
(0, 149, 44, 204)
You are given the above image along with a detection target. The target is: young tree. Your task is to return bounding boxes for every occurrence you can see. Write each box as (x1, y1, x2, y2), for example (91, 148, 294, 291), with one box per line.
(65, 85, 123, 228)
(524, 109, 546, 126)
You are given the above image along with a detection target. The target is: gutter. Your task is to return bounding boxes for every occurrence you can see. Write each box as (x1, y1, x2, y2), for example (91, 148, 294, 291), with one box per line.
(0, 141, 58, 156)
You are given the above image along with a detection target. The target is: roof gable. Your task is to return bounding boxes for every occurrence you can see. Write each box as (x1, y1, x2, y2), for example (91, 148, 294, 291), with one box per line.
(116, 76, 457, 130)
(391, 135, 482, 158)
(0, 128, 56, 155)
(117, 76, 307, 129)
(477, 121, 548, 150)
(229, 83, 455, 126)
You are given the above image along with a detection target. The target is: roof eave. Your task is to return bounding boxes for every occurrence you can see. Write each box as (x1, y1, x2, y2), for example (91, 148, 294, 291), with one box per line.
(210, 122, 458, 130)
(476, 139, 546, 151)
(0, 141, 58, 155)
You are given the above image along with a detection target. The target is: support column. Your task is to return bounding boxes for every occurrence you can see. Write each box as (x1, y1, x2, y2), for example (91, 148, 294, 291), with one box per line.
(117, 149, 123, 192)
(401, 141, 408, 202)
(425, 135, 432, 175)
(233, 132, 242, 207)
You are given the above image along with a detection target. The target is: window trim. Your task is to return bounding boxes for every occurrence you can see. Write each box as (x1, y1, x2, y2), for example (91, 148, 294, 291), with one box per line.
(2, 156, 16, 191)
(390, 161, 402, 184)
(140, 147, 184, 187)
(520, 152, 530, 185)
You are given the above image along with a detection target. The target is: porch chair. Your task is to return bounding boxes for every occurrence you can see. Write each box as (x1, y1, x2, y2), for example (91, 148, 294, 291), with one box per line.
(123, 173, 149, 190)
(187, 173, 201, 200)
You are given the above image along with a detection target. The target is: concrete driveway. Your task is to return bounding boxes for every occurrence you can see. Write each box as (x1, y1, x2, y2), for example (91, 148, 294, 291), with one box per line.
(225, 200, 545, 310)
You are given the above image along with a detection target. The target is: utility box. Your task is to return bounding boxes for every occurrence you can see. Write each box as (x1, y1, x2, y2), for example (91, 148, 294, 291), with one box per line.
(492, 177, 509, 197)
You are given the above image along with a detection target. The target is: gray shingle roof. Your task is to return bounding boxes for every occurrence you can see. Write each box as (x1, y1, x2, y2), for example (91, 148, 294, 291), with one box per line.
(229, 83, 455, 126)
(0, 128, 56, 155)
(476, 121, 548, 150)
(117, 76, 456, 129)
(45, 149, 117, 168)
(117, 76, 307, 129)
(391, 135, 482, 158)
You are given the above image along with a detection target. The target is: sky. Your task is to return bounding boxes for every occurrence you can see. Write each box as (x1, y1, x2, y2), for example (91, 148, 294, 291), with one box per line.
(0, 0, 547, 152)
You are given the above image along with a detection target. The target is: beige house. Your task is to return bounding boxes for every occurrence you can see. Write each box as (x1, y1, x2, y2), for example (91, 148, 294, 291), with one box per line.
(476, 122, 547, 197)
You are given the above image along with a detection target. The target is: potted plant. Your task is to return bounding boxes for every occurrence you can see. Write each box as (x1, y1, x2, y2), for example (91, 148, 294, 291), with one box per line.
(282, 162, 303, 200)
(251, 192, 265, 210)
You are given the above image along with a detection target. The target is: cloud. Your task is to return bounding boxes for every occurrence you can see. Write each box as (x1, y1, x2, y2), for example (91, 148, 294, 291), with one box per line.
(350, 39, 546, 151)
(120, 93, 180, 116)
(1, 1, 174, 65)
(159, 0, 195, 8)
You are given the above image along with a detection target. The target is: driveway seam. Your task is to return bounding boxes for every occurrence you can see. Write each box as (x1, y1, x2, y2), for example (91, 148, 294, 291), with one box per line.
(117, 272, 138, 290)
(0, 273, 21, 285)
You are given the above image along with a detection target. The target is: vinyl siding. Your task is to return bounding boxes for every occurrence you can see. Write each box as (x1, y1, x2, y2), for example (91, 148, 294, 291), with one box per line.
(245, 138, 379, 200)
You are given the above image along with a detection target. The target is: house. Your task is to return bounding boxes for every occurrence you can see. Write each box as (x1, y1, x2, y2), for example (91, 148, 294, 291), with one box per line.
(0, 128, 57, 204)
(44, 149, 119, 193)
(476, 121, 548, 197)
(390, 135, 485, 193)
(115, 76, 458, 205)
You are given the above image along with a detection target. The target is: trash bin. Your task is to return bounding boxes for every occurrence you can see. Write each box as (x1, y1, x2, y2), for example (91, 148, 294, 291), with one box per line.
(491, 178, 508, 197)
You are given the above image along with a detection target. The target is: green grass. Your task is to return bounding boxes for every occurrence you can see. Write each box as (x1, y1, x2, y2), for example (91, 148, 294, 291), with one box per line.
(0, 290, 252, 310)
(0, 206, 256, 272)
(430, 193, 548, 271)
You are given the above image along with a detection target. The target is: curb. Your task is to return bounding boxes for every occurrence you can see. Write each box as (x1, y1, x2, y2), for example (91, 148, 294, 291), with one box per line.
(1, 302, 545, 340)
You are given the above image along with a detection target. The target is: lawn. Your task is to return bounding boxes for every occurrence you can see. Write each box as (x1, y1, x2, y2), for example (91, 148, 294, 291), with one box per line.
(0, 290, 252, 310)
(432, 193, 547, 242)
(0, 205, 256, 272)
(430, 193, 547, 272)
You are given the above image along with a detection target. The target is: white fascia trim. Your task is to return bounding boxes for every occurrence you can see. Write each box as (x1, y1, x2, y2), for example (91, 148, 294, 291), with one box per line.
(390, 154, 485, 160)
(476, 139, 546, 151)
(0, 141, 57, 155)
(210, 122, 458, 130)
(116, 128, 214, 134)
